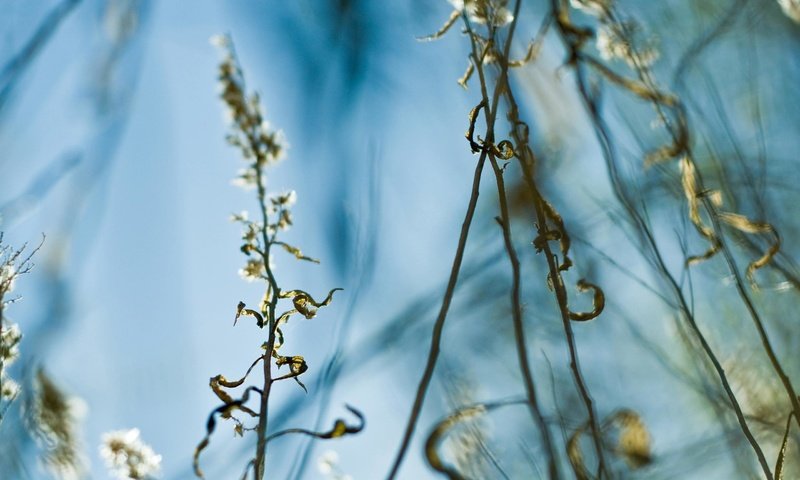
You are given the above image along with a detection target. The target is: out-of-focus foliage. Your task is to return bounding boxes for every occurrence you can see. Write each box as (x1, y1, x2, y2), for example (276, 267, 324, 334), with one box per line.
(0, 0, 798, 479)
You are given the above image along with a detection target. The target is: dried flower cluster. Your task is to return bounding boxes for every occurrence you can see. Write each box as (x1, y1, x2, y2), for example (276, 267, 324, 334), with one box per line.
(100, 428, 162, 480)
(0, 323, 21, 373)
(0, 236, 38, 411)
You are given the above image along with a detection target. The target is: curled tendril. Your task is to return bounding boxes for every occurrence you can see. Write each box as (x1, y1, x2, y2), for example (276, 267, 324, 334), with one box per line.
(568, 279, 605, 322)
(418, 9, 461, 42)
(465, 101, 515, 159)
(680, 157, 720, 265)
(493, 140, 515, 159)
(567, 421, 591, 480)
(194, 386, 262, 478)
(718, 212, 781, 290)
(466, 100, 488, 153)
(265, 405, 365, 443)
(425, 399, 526, 480)
(532, 200, 573, 272)
(279, 288, 342, 319)
(274, 240, 320, 263)
(209, 356, 264, 408)
(568, 409, 652, 479)
(272, 352, 309, 392)
(235, 301, 265, 327)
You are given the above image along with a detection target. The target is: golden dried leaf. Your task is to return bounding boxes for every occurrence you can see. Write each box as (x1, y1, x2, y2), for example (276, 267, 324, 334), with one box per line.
(279, 288, 342, 319)
(418, 9, 461, 42)
(566, 424, 591, 480)
(610, 409, 652, 469)
(458, 61, 474, 89)
(680, 157, 720, 265)
(276, 241, 319, 263)
(718, 212, 781, 289)
(569, 279, 605, 322)
(234, 302, 265, 327)
(775, 412, 795, 480)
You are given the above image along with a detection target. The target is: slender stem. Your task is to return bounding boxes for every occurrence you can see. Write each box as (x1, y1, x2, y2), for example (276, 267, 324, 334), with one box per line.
(251, 136, 281, 480)
(501, 79, 609, 480)
(385, 148, 487, 480)
(463, 2, 560, 475)
(489, 154, 560, 479)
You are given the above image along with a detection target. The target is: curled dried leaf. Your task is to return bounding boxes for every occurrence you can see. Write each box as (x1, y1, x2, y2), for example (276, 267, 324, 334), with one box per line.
(265, 405, 365, 443)
(426, 406, 485, 480)
(718, 212, 772, 235)
(458, 61, 475, 89)
(424, 399, 526, 480)
(585, 55, 677, 106)
(279, 288, 342, 319)
(493, 140, 515, 160)
(466, 100, 488, 153)
(533, 229, 561, 252)
(568, 279, 605, 321)
(680, 157, 720, 265)
(507, 12, 552, 70)
(775, 412, 795, 480)
(718, 212, 781, 289)
(209, 356, 264, 408)
(274, 241, 320, 263)
(194, 387, 261, 478)
(418, 9, 461, 42)
(567, 423, 591, 480)
(234, 302, 265, 328)
(209, 375, 235, 405)
(607, 409, 652, 469)
(273, 354, 309, 392)
(645, 115, 689, 167)
(531, 200, 573, 271)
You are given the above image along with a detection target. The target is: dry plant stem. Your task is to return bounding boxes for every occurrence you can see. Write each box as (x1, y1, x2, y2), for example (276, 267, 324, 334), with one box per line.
(500, 82, 609, 480)
(709, 208, 800, 428)
(479, 20, 607, 476)
(575, 60, 774, 480)
(385, 152, 487, 480)
(489, 154, 560, 479)
(463, 3, 560, 476)
(386, 7, 532, 477)
(605, 5, 800, 433)
(549, 3, 773, 476)
(252, 136, 281, 480)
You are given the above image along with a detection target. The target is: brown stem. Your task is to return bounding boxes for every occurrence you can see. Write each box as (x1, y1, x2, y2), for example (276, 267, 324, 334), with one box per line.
(489, 154, 560, 479)
(548, 2, 774, 476)
(385, 145, 488, 480)
(251, 137, 281, 480)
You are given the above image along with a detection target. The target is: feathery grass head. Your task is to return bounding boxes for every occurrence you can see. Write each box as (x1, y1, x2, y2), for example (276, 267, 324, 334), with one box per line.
(27, 369, 87, 480)
(100, 428, 162, 480)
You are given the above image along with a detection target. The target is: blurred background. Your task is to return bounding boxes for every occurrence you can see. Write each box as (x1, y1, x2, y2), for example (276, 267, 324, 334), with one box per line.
(0, 0, 798, 479)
